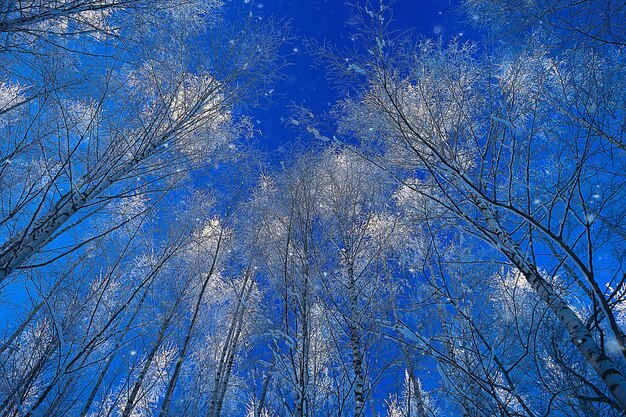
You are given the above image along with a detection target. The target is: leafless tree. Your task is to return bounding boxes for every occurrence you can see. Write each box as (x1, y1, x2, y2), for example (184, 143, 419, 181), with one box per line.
(334, 1, 626, 412)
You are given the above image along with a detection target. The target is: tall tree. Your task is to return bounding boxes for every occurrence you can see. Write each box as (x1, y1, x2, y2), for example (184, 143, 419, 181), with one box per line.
(335, 1, 626, 412)
(0, 0, 281, 285)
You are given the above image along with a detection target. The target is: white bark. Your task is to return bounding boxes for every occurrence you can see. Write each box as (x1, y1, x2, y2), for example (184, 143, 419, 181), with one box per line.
(0, 128, 170, 283)
(380, 80, 626, 410)
(474, 195, 626, 410)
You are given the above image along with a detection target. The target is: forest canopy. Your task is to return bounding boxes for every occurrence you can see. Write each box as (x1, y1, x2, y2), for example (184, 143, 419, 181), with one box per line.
(0, 1, 625, 416)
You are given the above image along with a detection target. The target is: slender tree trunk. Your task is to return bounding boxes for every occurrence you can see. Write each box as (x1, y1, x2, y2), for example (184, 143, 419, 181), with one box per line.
(0, 299, 44, 359)
(435, 298, 475, 416)
(161, 231, 224, 417)
(121, 312, 174, 417)
(402, 346, 428, 417)
(299, 274, 311, 417)
(44, 370, 80, 416)
(255, 363, 273, 417)
(472, 195, 626, 410)
(22, 246, 179, 417)
(293, 275, 310, 417)
(210, 323, 241, 417)
(0, 337, 56, 416)
(346, 260, 365, 417)
(206, 308, 239, 416)
(80, 353, 116, 416)
(0, 277, 63, 360)
(207, 273, 254, 417)
(386, 92, 626, 410)
(79, 280, 154, 417)
(292, 227, 312, 417)
(0, 122, 172, 284)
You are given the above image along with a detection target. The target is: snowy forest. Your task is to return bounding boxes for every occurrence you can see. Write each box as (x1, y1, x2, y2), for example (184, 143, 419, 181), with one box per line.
(0, 0, 625, 416)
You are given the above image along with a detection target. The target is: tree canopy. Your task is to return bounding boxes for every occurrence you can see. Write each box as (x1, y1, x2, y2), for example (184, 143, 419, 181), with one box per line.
(0, 1, 624, 416)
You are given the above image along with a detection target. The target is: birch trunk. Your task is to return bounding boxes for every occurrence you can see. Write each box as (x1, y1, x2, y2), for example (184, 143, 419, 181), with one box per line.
(384, 86, 626, 410)
(346, 260, 365, 417)
(255, 364, 273, 417)
(473, 195, 626, 410)
(436, 299, 476, 416)
(402, 346, 428, 417)
(78, 278, 154, 417)
(207, 274, 254, 417)
(161, 232, 224, 417)
(0, 300, 43, 358)
(21, 244, 178, 417)
(0, 121, 175, 284)
(121, 312, 174, 417)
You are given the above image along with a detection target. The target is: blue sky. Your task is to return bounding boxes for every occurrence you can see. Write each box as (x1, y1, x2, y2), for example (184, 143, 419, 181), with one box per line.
(248, 0, 471, 151)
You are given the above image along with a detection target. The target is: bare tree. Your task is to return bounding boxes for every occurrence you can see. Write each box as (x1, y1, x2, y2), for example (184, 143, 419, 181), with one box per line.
(0, 1, 282, 286)
(334, 1, 626, 412)
(463, 0, 626, 49)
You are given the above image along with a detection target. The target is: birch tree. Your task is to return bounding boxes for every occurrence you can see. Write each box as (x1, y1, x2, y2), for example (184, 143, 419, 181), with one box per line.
(246, 154, 333, 417)
(334, 1, 626, 412)
(313, 148, 409, 417)
(0, 0, 281, 285)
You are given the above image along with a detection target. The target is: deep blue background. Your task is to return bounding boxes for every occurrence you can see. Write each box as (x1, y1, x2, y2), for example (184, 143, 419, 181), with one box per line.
(248, 0, 471, 151)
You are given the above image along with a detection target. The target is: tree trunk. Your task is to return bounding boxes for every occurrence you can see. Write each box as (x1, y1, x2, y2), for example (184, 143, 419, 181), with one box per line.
(387, 95, 626, 410)
(78, 279, 154, 417)
(22, 246, 178, 417)
(208, 273, 254, 417)
(255, 364, 273, 417)
(402, 346, 428, 417)
(0, 300, 44, 359)
(0, 121, 173, 284)
(161, 231, 224, 417)
(346, 260, 365, 417)
(472, 195, 626, 410)
(121, 312, 174, 417)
